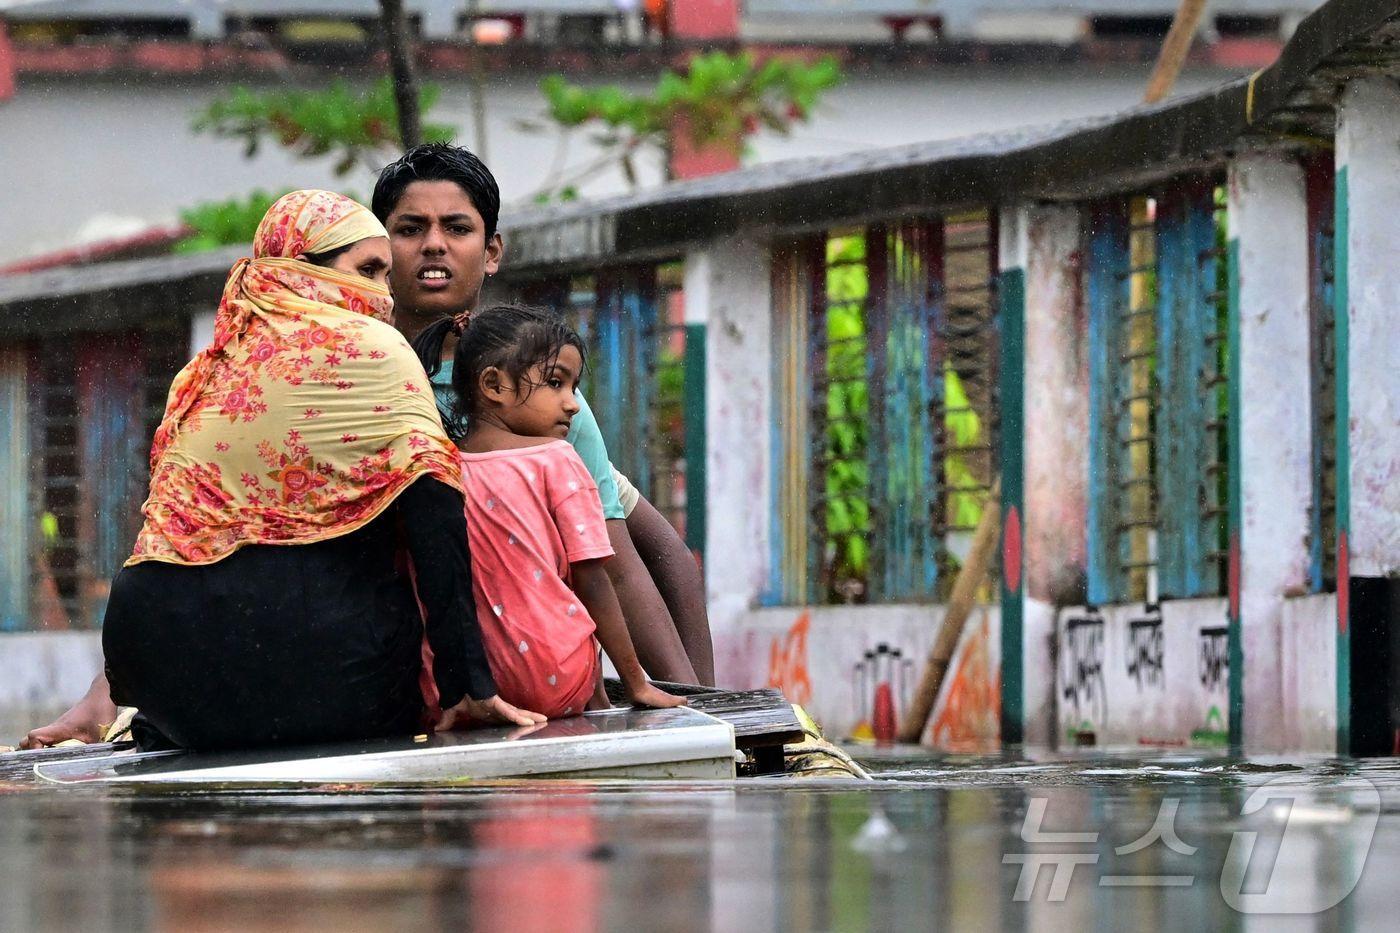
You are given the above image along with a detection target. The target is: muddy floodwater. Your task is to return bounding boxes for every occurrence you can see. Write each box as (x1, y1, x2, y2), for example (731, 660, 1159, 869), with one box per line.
(2, 747, 1397, 931)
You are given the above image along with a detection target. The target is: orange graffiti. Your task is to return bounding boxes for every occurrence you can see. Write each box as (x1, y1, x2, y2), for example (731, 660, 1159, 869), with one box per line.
(767, 611, 813, 707)
(929, 613, 1001, 751)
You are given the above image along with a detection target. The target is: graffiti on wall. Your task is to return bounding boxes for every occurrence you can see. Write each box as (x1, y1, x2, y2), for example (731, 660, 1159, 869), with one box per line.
(1125, 613, 1165, 689)
(766, 610, 813, 707)
(928, 613, 1001, 749)
(1060, 612, 1107, 735)
(1193, 624, 1230, 745)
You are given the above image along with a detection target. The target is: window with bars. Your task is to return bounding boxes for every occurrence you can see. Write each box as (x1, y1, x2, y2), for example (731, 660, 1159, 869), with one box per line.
(768, 213, 1000, 606)
(527, 265, 692, 543)
(1086, 179, 1231, 606)
(19, 323, 189, 630)
(1305, 154, 1339, 593)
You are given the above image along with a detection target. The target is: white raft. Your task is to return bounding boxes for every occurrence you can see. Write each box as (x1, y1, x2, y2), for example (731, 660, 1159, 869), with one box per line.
(34, 706, 737, 786)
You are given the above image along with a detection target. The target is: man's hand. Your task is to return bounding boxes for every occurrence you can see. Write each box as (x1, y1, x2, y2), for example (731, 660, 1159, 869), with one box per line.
(435, 694, 547, 732)
(626, 682, 688, 710)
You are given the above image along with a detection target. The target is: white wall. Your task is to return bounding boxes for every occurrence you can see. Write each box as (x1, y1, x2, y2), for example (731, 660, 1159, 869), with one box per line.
(1228, 152, 1313, 750)
(1056, 600, 1230, 748)
(1336, 77, 1400, 577)
(718, 604, 1001, 744)
(697, 239, 774, 644)
(1280, 593, 1338, 751)
(0, 632, 103, 740)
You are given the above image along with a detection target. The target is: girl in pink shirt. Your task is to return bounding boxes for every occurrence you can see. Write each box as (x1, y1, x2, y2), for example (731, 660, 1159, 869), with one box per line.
(418, 303, 686, 722)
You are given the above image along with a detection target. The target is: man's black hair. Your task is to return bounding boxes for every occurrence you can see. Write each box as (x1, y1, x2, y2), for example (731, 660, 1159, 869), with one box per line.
(372, 142, 500, 238)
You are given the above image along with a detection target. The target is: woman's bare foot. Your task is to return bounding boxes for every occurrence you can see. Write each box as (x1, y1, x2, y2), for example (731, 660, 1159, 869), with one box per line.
(19, 673, 117, 749)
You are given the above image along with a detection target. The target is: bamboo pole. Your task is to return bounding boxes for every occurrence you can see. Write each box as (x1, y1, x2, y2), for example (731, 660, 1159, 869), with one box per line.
(897, 478, 1001, 744)
(1143, 0, 1210, 105)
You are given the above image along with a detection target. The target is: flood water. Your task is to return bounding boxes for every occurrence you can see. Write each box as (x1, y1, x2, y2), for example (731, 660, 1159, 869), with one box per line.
(3, 746, 1396, 931)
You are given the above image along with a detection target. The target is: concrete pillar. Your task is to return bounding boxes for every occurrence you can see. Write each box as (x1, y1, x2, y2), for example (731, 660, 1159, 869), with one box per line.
(667, 0, 741, 180)
(1336, 78, 1400, 581)
(1334, 77, 1400, 754)
(997, 206, 1028, 744)
(188, 3, 225, 41)
(670, 0, 739, 41)
(1227, 151, 1313, 751)
(999, 202, 1086, 747)
(680, 249, 708, 557)
(691, 238, 772, 680)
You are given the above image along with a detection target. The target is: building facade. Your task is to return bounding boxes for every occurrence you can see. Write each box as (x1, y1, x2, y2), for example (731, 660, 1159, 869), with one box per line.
(2, 0, 1397, 754)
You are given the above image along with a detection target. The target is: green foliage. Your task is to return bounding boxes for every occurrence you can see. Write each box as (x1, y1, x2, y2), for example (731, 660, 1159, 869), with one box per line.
(173, 188, 368, 253)
(173, 190, 287, 253)
(537, 51, 842, 162)
(821, 235, 870, 596)
(192, 78, 454, 177)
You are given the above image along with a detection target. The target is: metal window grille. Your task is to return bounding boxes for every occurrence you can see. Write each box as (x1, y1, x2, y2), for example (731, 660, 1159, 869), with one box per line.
(528, 267, 690, 539)
(0, 344, 34, 632)
(1155, 179, 1230, 599)
(933, 211, 1001, 592)
(769, 238, 822, 605)
(1200, 184, 1232, 595)
(1305, 154, 1339, 592)
(1088, 179, 1231, 606)
(1118, 195, 1160, 604)
(34, 339, 82, 626)
(649, 262, 689, 539)
(770, 213, 1000, 606)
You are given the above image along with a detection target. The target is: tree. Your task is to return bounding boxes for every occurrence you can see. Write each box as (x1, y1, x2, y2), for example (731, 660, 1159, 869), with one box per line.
(525, 51, 842, 199)
(377, 0, 423, 147)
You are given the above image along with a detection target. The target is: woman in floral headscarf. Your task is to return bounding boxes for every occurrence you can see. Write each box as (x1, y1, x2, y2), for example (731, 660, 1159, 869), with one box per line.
(96, 190, 544, 750)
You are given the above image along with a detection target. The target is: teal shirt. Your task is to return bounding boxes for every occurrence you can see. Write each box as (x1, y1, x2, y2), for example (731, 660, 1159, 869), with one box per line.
(430, 360, 624, 520)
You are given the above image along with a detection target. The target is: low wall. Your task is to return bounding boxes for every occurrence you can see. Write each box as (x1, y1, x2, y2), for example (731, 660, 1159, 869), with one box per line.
(714, 604, 1001, 746)
(1056, 599, 1231, 748)
(0, 632, 102, 742)
(1280, 592, 1338, 751)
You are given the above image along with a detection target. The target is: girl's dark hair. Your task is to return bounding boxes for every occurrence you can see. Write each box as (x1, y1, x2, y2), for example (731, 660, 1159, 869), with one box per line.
(411, 303, 585, 440)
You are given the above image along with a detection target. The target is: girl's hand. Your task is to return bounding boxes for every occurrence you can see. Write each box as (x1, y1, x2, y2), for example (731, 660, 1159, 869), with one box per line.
(436, 694, 548, 731)
(626, 683, 689, 709)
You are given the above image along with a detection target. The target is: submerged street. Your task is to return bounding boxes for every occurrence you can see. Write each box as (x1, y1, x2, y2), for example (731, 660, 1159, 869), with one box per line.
(3, 748, 1395, 931)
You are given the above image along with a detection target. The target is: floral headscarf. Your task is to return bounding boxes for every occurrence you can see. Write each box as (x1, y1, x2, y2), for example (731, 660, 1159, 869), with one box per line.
(129, 189, 461, 566)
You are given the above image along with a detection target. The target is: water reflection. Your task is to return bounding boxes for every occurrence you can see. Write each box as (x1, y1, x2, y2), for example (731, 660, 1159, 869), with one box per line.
(2, 752, 1398, 932)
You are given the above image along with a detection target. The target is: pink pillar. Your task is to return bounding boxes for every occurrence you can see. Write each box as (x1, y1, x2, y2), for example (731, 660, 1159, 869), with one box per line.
(668, 0, 739, 42)
(0, 21, 16, 102)
(666, 2, 742, 179)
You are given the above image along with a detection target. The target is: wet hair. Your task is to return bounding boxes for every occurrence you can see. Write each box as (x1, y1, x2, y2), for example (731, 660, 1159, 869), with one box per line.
(372, 143, 501, 239)
(411, 303, 585, 440)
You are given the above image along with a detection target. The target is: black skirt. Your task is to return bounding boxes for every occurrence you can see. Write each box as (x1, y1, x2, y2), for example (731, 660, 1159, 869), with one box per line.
(102, 477, 495, 751)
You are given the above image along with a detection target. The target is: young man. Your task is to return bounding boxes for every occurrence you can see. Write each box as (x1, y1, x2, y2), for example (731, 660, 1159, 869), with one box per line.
(372, 143, 714, 685)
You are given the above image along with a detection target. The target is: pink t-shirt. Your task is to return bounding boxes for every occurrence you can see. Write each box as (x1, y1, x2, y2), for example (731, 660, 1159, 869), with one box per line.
(459, 441, 615, 717)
